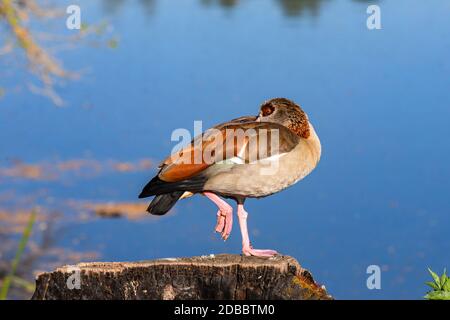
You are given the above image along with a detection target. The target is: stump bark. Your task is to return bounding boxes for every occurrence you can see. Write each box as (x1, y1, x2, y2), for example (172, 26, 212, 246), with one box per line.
(32, 254, 332, 300)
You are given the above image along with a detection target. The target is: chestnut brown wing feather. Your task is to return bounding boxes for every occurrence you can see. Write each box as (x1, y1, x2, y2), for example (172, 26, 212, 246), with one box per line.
(157, 116, 255, 182)
(158, 118, 299, 183)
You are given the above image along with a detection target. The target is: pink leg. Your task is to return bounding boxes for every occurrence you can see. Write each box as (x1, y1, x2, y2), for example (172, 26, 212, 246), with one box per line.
(237, 204, 278, 257)
(204, 192, 233, 240)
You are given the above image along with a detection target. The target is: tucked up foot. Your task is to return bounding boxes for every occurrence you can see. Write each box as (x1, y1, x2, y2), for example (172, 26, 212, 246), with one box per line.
(214, 211, 226, 233)
(204, 192, 233, 241)
(214, 208, 233, 240)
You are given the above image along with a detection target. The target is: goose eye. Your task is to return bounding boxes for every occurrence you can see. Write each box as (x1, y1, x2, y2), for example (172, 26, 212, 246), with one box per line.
(261, 104, 275, 117)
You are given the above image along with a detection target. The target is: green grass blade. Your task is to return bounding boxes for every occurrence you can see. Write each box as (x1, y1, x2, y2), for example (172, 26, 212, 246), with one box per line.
(425, 281, 439, 290)
(428, 268, 441, 288)
(10, 276, 36, 293)
(0, 209, 37, 300)
(440, 272, 447, 289)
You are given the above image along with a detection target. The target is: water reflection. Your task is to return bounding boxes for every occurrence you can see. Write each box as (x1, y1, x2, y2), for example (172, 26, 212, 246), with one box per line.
(139, 0, 157, 15)
(277, 0, 383, 18)
(200, 0, 239, 9)
(276, 0, 329, 17)
(101, 0, 156, 15)
(98, 0, 382, 18)
(200, 0, 330, 17)
(101, 0, 334, 18)
(101, 0, 125, 14)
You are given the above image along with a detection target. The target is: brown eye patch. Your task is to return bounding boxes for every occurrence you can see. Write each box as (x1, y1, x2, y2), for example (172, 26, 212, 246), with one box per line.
(261, 104, 275, 117)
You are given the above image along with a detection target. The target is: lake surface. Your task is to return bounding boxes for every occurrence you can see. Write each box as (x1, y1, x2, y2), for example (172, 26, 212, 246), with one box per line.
(1, 0, 450, 299)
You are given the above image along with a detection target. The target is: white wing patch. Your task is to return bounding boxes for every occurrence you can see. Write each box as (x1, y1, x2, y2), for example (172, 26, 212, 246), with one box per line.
(216, 153, 286, 165)
(216, 157, 245, 165)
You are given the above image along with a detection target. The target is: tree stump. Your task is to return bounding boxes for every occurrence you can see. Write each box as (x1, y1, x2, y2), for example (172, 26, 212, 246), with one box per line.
(32, 254, 332, 300)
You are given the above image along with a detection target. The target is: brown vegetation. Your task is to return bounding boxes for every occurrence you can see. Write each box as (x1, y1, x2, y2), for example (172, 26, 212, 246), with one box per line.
(83, 202, 150, 220)
(0, 158, 153, 180)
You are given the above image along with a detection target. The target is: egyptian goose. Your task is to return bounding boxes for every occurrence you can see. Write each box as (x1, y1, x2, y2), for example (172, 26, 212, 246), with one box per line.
(139, 98, 321, 257)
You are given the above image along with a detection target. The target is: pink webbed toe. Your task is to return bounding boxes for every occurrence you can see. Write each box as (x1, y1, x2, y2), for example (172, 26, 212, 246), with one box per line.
(242, 246, 278, 257)
(214, 211, 226, 233)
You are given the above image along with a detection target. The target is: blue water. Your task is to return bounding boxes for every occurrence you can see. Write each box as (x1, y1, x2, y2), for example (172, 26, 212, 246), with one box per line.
(1, 0, 450, 299)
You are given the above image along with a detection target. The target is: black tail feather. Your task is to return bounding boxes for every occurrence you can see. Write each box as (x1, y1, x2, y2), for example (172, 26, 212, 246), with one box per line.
(139, 176, 162, 198)
(138, 175, 207, 198)
(147, 191, 184, 215)
(139, 174, 207, 215)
